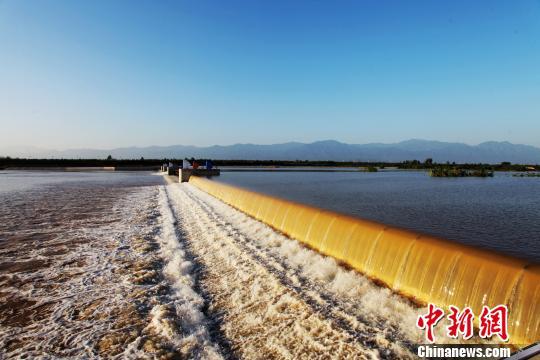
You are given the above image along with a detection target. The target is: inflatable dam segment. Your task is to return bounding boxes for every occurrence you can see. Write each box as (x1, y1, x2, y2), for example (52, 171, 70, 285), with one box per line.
(188, 176, 539, 346)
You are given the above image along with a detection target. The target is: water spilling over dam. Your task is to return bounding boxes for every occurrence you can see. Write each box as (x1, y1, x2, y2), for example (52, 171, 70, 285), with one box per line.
(1, 170, 536, 358)
(189, 176, 540, 347)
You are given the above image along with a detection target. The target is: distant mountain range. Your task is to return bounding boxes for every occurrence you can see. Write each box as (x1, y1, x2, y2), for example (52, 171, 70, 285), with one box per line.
(2, 139, 540, 164)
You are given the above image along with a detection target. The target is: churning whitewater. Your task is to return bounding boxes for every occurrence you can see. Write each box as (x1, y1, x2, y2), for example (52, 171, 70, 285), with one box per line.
(164, 181, 426, 359)
(0, 182, 220, 359)
(2, 174, 488, 359)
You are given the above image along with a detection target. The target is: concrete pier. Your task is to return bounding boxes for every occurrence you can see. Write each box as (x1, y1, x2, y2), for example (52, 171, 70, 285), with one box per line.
(179, 168, 220, 182)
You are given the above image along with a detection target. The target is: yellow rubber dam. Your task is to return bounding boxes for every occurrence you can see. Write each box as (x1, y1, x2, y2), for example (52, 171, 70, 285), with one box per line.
(189, 177, 539, 346)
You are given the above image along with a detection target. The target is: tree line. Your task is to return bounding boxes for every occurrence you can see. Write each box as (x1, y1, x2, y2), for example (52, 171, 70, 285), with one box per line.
(0, 156, 537, 171)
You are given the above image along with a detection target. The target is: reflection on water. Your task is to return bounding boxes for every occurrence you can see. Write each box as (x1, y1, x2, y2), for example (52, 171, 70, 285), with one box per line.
(217, 170, 540, 262)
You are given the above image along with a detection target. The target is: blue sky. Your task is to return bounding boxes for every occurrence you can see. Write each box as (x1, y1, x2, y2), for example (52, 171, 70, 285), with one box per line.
(1, 0, 539, 149)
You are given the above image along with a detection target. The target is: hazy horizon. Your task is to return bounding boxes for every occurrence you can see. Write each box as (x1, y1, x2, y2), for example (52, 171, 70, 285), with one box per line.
(3, 138, 540, 164)
(2, 137, 540, 153)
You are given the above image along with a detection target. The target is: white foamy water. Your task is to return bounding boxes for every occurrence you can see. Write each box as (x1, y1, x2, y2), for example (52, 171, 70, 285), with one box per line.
(138, 187, 221, 359)
(165, 182, 417, 358)
(1, 186, 157, 357)
(164, 180, 504, 358)
(2, 172, 502, 359)
(0, 174, 219, 359)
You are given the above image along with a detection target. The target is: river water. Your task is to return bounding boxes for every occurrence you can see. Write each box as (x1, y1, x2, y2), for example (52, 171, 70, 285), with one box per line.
(0, 171, 214, 358)
(217, 170, 540, 262)
(0, 170, 532, 358)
